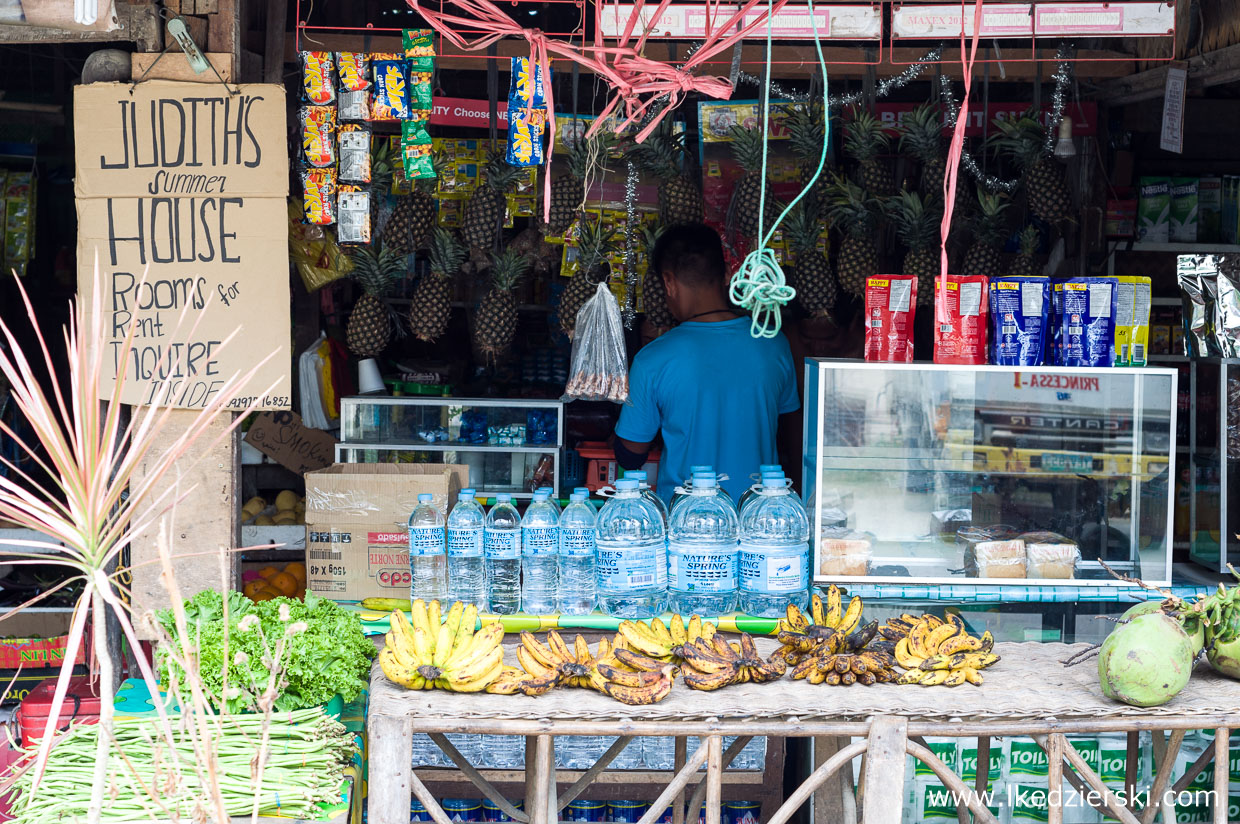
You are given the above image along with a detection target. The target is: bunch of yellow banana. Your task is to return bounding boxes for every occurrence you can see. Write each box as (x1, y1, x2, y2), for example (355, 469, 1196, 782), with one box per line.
(776, 586, 877, 667)
(680, 633, 785, 691)
(593, 648, 677, 705)
(617, 614, 717, 664)
(379, 600, 504, 691)
(487, 630, 595, 696)
(881, 613, 998, 686)
(790, 646, 898, 686)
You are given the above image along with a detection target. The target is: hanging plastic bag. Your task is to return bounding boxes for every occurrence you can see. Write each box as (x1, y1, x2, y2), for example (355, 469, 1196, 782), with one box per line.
(563, 282, 629, 403)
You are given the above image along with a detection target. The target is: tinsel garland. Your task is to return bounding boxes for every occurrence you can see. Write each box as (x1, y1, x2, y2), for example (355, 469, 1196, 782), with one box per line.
(724, 45, 945, 106)
(939, 42, 1076, 193)
(622, 159, 639, 328)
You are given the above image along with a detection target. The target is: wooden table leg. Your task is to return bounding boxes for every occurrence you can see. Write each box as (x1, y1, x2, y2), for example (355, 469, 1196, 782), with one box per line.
(529, 734, 554, 824)
(525, 736, 538, 817)
(705, 735, 723, 824)
(861, 717, 908, 824)
(1048, 733, 1064, 824)
(674, 736, 688, 824)
(813, 737, 847, 824)
(368, 715, 414, 824)
(1214, 728, 1229, 824)
(1126, 730, 1139, 812)
(1140, 729, 1184, 824)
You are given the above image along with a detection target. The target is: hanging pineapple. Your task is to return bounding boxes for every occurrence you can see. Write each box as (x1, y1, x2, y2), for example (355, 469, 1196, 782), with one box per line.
(843, 108, 895, 197)
(462, 154, 524, 251)
(345, 244, 405, 357)
(559, 217, 617, 338)
(784, 198, 838, 320)
(883, 190, 942, 308)
(473, 249, 530, 362)
(631, 124, 704, 226)
(640, 223, 676, 334)
(727, 124, 775, 240)
(784, 101, 830, 208)
(823, 173, 878, 297)
(962, 191, 1010, 279)
(547, 131, 615, 236)
(989, 111, 1072, 225)
(385, 151, 443, 255)
(408, 228, 466, 343)
(1010, 225, 1043, 278)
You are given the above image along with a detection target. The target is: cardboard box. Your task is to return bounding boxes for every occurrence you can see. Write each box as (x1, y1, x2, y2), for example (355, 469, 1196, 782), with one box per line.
(304, 464, 466, 601)
(1199, 176, 1222, 243)
(0, 611, 88, 671)
(1169, 177, 1199, 243)
(1137, 177, 1171, 243)
(244, 411, 338, 474)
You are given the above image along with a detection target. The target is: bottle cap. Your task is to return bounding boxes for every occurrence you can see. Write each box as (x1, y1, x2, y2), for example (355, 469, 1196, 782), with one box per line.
(615, 479, 639, 491)
(533, 491, 549, 501)
(459, 489, 476, 500)
(762, 477, 786, 489)
(760, 470, 784, 479)
(624, 470, 648, 481)
(574, 487, 590, 496)
(690, 465, 711, 473)
(692, 472, 717, 488)
(496, 493, 512, 503)
(760, 464, 781, 472)
(418, 493, 433, 503)
(570, 492, 587, 503)
(538, 487, 553, 495)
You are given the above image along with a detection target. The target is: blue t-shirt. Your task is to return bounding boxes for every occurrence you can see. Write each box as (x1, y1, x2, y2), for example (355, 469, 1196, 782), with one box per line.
(615, 317, 800, 503)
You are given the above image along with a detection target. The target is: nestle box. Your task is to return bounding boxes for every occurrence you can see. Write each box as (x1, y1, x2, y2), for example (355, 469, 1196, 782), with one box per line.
(304, 464, 467, 601)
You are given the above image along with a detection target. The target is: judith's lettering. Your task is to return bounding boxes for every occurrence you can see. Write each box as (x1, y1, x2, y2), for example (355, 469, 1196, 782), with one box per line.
(100, 95, 265, 171)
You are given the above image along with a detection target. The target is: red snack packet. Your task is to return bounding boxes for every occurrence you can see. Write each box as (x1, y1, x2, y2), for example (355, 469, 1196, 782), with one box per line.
(933, 274, 990, 364)
(864, 275, 918, 362)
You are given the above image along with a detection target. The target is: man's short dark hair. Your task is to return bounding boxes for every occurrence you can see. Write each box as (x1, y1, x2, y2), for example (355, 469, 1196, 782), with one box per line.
(651, 223, 726, 288)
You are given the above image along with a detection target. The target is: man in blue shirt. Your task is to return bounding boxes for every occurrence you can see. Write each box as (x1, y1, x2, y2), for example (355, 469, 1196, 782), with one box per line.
(614, 224, 801, 503)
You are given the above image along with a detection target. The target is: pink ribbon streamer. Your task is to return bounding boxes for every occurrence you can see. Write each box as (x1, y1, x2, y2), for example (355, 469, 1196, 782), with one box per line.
(408, 0, 790, 219)
(938, 0, 984, 324)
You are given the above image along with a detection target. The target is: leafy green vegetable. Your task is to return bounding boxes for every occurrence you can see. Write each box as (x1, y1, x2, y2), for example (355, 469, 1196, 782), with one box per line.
(156, 589, 375, 713)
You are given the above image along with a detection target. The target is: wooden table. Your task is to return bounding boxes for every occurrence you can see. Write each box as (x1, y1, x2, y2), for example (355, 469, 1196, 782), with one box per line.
(366, 641, 1240, 824)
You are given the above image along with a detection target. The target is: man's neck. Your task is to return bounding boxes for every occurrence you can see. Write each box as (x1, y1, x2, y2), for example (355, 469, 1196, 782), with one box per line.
(678, 292, 737, 323)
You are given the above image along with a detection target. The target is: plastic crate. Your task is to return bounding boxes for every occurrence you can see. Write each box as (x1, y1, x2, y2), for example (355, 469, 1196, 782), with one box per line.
(575, 441, 661, 492)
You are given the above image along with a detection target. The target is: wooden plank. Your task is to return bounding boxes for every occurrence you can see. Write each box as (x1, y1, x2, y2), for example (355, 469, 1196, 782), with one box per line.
(130, 51, 234, 81)
(673, 737, 687, 824)
(1139, 729, 1184, 824)
(529, 735, 554, 824)
(861, 717, 907, 824)
(262, 0, 287, 82)
(207, 0, 238, 71)
(129, 411, 238, 639)
(1213, 729, 1228, 824)
(197, 0, 220, 15)
(368, 715, 415, 824)
(705, 736, 723, 824)
(1047, 735, 1064, 824)
(0, 0, 154, 44)
(1096, 40, 1240, 103)
(813, 737, 849, 824)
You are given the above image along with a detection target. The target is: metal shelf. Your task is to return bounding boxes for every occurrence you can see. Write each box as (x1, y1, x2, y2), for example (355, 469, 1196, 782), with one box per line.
(1122, 242, 1240, 253)
(337, 442, 559, 453)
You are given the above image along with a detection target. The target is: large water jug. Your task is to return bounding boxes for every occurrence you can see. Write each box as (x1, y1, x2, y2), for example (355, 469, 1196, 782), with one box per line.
(446, 488, 487, 608)
(737, 465, 785, 513)
(484, 493, 522, 614)
(407, 493, 446, 603)
(738, 476, 811, 617)
(521, 491, 560, 614)
(558, 491, 597, 614)
(669, 464, 712, 512)
(667, 471, 739, 615)
(595, 478, 667, 618)
(623, 469, 668, 590)
(537, 487, 562, 514)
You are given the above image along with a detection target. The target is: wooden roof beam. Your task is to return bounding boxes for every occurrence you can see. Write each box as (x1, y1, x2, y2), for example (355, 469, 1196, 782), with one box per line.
(1094, 41, 1240, 105)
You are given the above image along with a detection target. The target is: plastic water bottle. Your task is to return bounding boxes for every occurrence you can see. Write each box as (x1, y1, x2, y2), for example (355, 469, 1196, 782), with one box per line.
(485, 494, 522, 614)
(667, 472, 739, 615)
(447, 489, 487, 609)
(737, 466, 785, 513)
(521, 491, 559, 614)
(641, 737, 674, 770)
(411, 733, 448, 768)
(537, 487, 561, 514)
(624, 470, 669, 591)
(596, 478, 667, 618)
(559, 491, 597, 614)
(479, 734, 524, 769)
(669, 465, 712, 512)
(407, 493, 447, 603)
(738, 476, 811, 618)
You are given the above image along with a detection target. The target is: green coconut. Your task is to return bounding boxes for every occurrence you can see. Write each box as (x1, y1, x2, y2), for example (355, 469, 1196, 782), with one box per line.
(1098, 613, 1194, 708)
(1121, 599, 1204, 656)
(1207, 639, 1240, 679)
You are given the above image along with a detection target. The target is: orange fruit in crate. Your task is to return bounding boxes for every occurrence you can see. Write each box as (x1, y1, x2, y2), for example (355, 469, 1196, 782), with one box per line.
(267, 572, 299, 597)
(283, 562, 307, 584)
(295, 587, 307, 600)
(252, 587, 280, 602)
(256, 566, 281, 580)
(243, 579, 269, 599)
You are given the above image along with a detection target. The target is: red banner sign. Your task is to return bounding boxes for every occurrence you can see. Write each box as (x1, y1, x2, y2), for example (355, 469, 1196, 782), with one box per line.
(429, 97, 510, 130)
(873, 102, 1097, 137)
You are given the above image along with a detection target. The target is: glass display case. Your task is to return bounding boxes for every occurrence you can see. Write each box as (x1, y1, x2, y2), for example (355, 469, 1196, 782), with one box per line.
(1176, 358, 1240, 572)
(803, 361, 1177, 586)
(336, 397, 563, 499)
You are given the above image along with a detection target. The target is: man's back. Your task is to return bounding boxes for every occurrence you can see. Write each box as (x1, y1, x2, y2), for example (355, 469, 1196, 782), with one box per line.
(615, 317, 800, 502)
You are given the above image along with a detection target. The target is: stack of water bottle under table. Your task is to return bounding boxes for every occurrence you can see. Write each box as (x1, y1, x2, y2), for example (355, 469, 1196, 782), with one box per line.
(400, 798, 765, 824)
(410, 734, 768, 772)
(413, 466, 810, 619)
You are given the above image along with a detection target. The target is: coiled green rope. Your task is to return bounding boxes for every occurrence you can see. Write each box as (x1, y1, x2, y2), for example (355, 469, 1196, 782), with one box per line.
(729, 0, 831, 338)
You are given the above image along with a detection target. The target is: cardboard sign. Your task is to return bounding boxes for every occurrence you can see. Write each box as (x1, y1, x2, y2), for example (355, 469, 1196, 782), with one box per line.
(74, 81, 291, 409)
(244, 410, 338, 474)
(1160, 65, 1188, 154)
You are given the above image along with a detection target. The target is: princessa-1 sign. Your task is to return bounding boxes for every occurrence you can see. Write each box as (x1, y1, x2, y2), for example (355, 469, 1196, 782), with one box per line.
(74, 81, 291, 410)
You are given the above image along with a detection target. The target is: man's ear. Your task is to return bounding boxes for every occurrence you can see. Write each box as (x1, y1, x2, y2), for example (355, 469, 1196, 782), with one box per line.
(662, 272, 677, 300)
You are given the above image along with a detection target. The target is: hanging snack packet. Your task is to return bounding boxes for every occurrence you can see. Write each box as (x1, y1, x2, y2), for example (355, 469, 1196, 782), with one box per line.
(337, 185, 372, 244)
(302, 168, 337, 225)
(401, 120, 435, 179)
(370, 54, 411, 121)
(338, 89, 370, 122)
(933, 274, 989, 364)
(1114, 275, 1152, 366)
(509, 56, 550, 107)
(507, 106, 546, 167)
(864, 275, 918, 362)
(338, 124, 372, 184)
(335, 52, 370, 91)
(299, 106, 337, 168)
(989, 277, 1050, 366)
(300, 51, 336, 105)
(410, 70, 433, 116)
(1057, 277, 1117, 367)
(403, 29, 436, 72)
